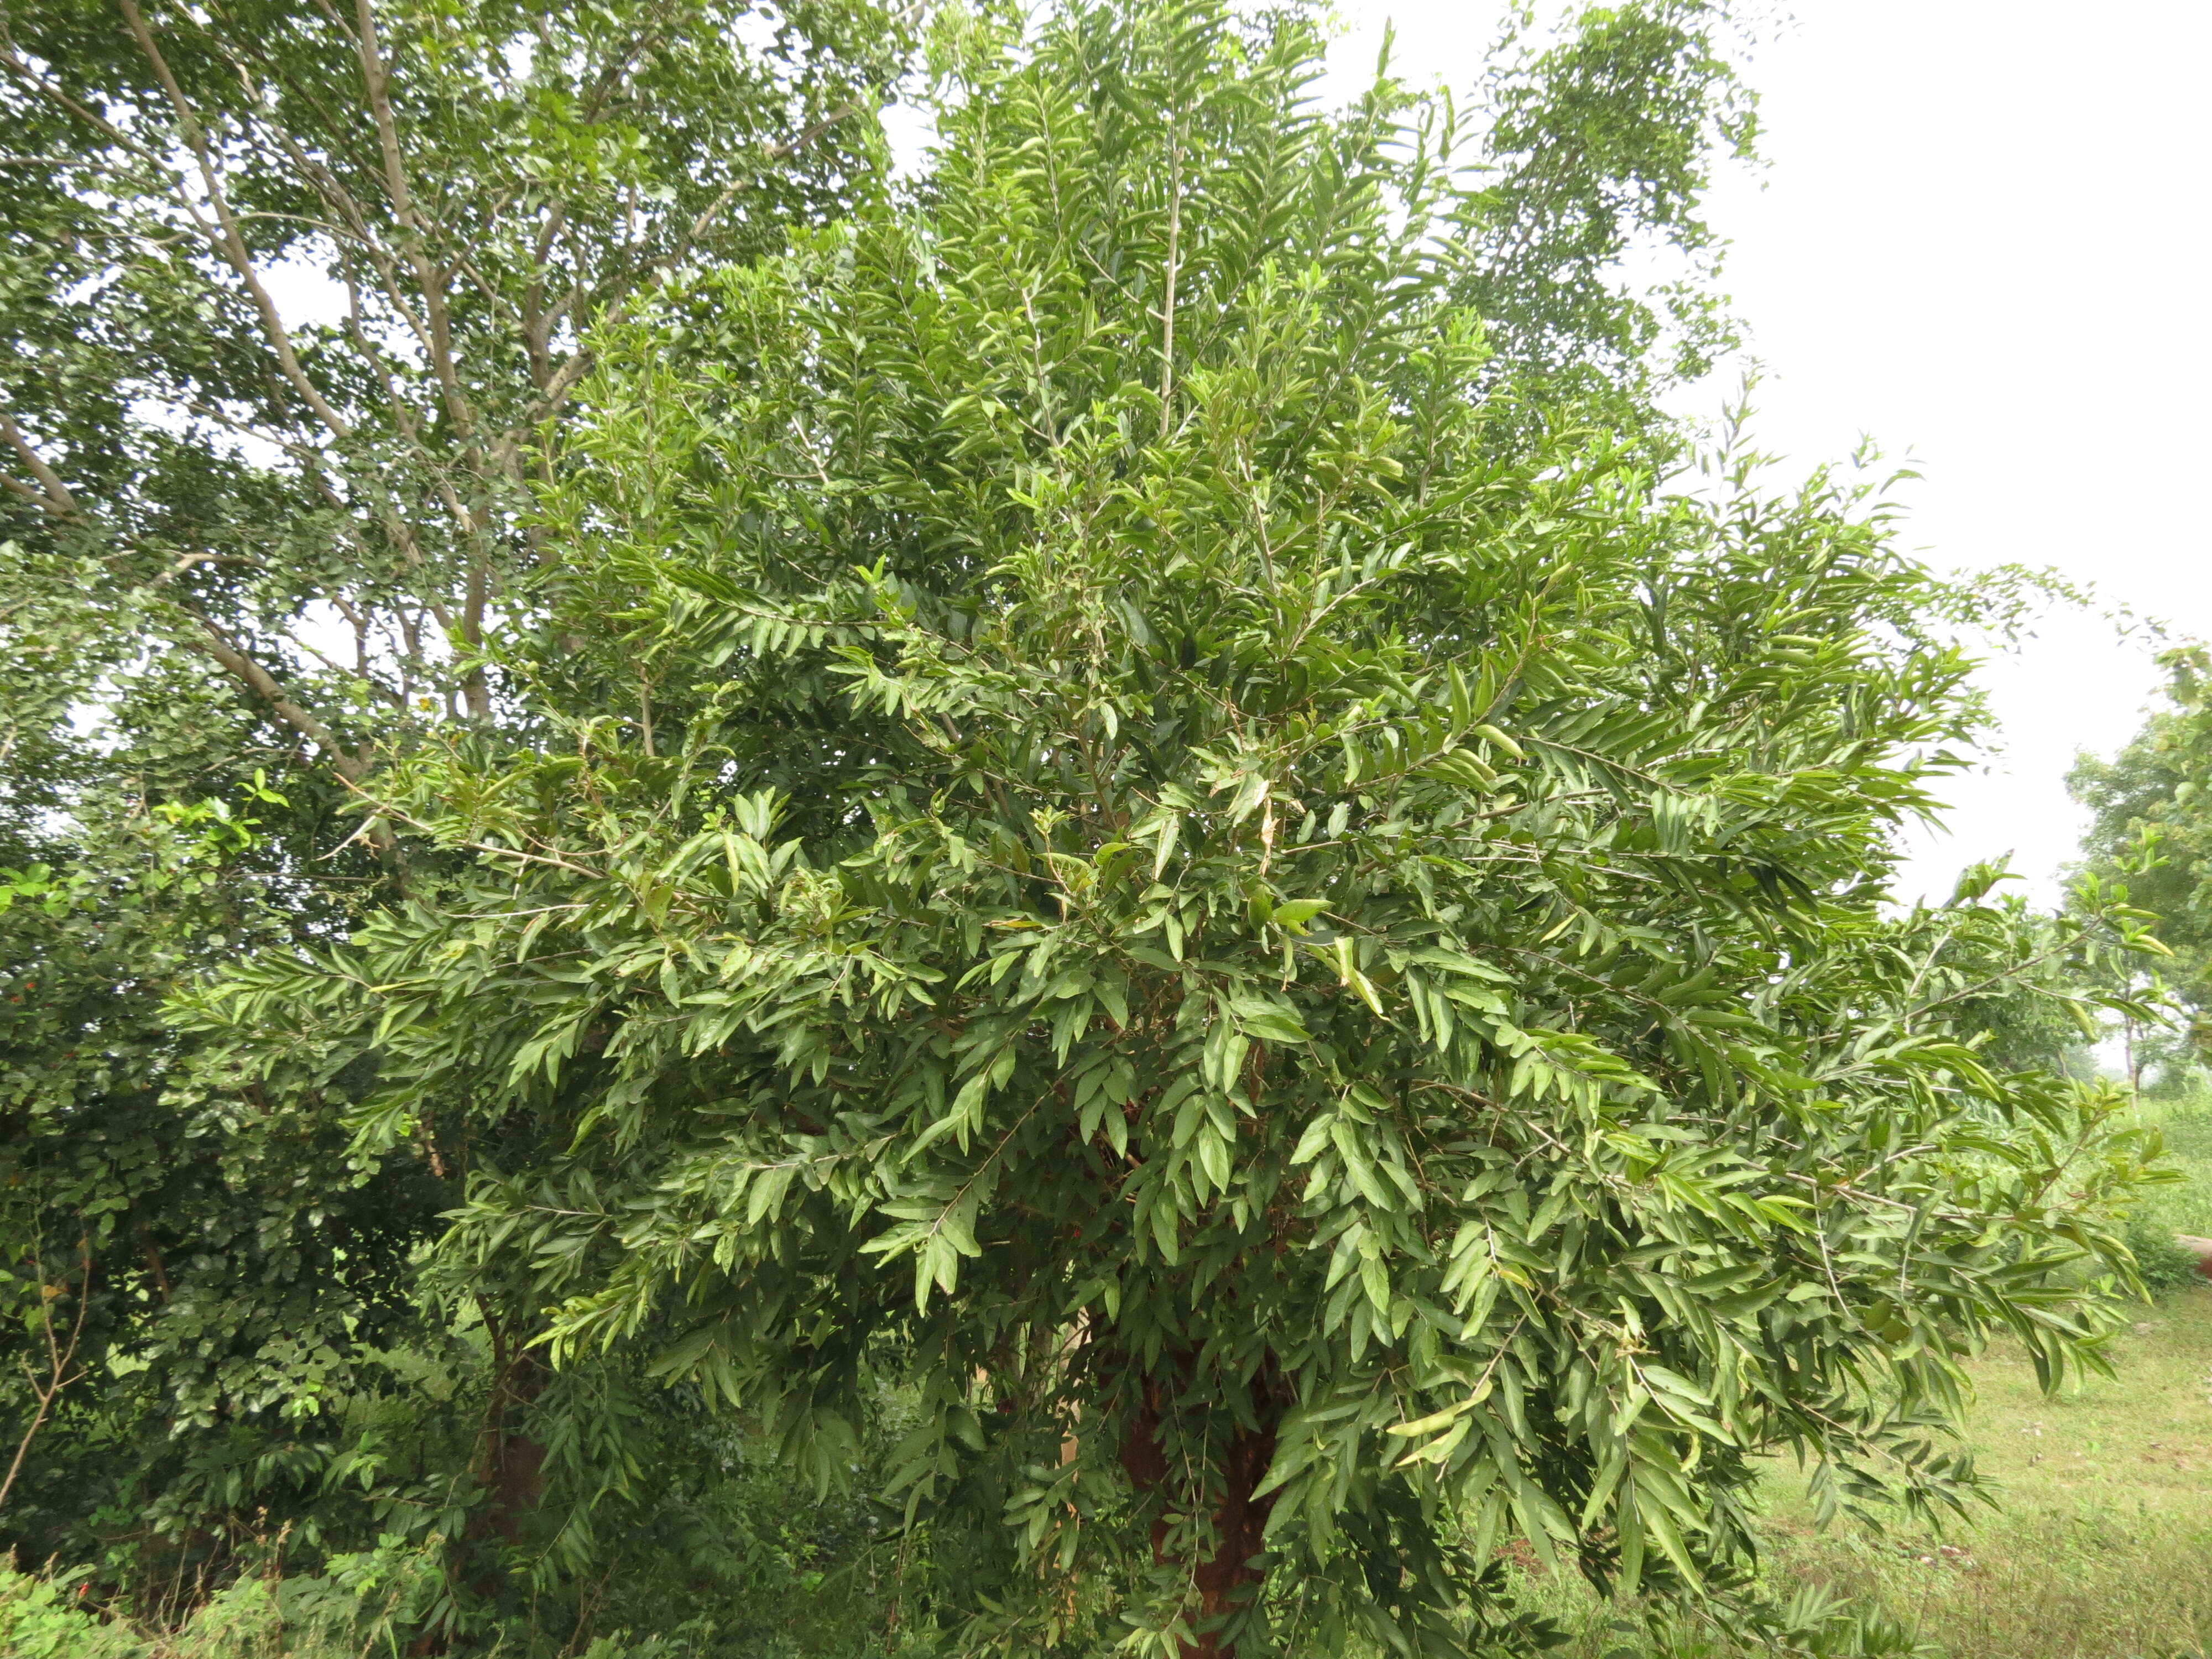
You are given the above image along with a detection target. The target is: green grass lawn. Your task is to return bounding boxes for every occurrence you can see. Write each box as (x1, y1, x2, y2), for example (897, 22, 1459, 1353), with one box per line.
(1750, 1285, 2212, 1659)
(2132, 1093, 2212, 1239)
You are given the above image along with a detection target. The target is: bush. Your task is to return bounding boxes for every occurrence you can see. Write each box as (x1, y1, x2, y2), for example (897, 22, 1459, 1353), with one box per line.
(0, 1561, 379, 1659)
(0, 1563, 143, 1659)
(2126, 1215, 2203, 1294)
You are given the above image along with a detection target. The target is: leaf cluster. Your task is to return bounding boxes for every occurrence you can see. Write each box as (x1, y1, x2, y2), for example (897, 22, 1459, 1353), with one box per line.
(189, 6, 2170, 1651)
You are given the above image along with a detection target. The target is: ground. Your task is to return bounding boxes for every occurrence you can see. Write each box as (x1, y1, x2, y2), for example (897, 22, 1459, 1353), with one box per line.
(1753, 1286, 2212, 1659)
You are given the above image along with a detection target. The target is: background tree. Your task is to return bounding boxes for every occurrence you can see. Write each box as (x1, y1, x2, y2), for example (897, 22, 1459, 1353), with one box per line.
(1, 0, 904, 764)
(2069, 644, 2212, 1088)
(199, 4, 2166, 1655)
(0, 0, 909, 1630)
(1453, 0, 1755, 426)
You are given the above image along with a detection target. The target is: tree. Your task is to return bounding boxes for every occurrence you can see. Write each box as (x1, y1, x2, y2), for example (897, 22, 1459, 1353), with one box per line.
(201, 3, 2166, 1653)
(0, 0, 907, 1620)
(1, 0, 904, 765)
(0, 774, 448, 1580)
(2070, 644, 2212, 1084)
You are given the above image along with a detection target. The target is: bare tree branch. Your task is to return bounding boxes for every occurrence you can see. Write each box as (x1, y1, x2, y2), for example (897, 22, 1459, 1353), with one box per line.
(0, 408, 81, 516)
(190, 614, 369, 781)
(0, 1235, 93, 1519)
(352, 0, 478, 447)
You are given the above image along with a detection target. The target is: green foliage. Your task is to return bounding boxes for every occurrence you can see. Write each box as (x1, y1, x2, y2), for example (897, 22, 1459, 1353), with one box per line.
(2071, 644, 2212, 1077)
(0, 1561, 356, 1659)
(0, 1563, 145, 1659)
(0, 759, 447, 1575)
(186, 4, 2168, 1653)
(6, 0, 2170, 1652)
(0, 0, 907, 1634)
(1, 0, 906, 770)
(2124, 1216, 2201, 1295)
(2131, 1092, 2212, 1240)
(1455, 0, 1757, 411)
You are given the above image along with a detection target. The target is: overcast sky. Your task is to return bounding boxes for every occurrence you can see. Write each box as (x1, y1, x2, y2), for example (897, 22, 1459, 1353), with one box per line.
(1314, 0, 2212, 904)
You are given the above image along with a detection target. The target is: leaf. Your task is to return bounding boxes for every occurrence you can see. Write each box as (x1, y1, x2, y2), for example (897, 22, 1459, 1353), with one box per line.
(1226, 992, 1310, 1044)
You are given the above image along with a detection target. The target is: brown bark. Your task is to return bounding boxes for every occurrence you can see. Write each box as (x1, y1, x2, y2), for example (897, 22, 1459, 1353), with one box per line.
(475, 1319, 549, 1545)
(1118, 1374, 1281, 1659)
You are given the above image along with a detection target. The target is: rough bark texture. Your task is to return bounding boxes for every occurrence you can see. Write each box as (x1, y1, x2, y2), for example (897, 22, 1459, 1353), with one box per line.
(477, 1335, 549, 1545)
(1118, 1373, 1281, 1658)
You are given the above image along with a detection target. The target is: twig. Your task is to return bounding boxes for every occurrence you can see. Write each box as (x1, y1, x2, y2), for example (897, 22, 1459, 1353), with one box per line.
(0, 1234, 94, 1516)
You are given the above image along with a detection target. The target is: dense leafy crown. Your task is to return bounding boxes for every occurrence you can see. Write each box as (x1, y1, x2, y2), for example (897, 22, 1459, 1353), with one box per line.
(1, 0, 900, 821)
(2071, 644, 2212, 1065)
(0, 0, 901, 1611)
(174, 2, 2157, 1653)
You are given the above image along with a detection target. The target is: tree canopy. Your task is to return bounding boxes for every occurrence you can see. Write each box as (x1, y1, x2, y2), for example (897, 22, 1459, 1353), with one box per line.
(0, 0, 903, 1619)
(196, 3, 2164, 1653)
(2, 1, 2168, 1654)
(2070, 644, 2212, 1079)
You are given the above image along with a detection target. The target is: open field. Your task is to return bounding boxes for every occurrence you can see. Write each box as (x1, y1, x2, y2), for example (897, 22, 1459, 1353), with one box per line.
(1749, 1285, 2212, 1659)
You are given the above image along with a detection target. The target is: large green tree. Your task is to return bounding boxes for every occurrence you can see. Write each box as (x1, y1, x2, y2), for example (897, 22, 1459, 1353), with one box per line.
(0, 0, 1793, 1641)
(1, 0, 901, 757)
(2069, 644, 2212, 1081)
(0, 0, 906, 1624)
(199, 4, 2164, 1655)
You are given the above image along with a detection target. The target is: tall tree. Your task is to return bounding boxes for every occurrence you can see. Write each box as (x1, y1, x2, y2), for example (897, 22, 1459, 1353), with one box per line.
(201, 4, 2165, 1654)
(2070, 643, 2212, 1080)
(0, 0, 907, 1621)
(2, 0, 904, 768)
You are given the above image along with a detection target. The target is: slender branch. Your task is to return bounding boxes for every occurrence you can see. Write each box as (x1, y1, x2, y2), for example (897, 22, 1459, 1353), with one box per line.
(353, 0, 477, 445)
(117, 0, 354, 439)
(291, 632, 408, 709)
(530, 103, 864, 424)
(0, 1236, 93, 1518)
(0, 409, 81, 517)
(189, 614, 369, 781)
(1157, 117, 1186, 438)
(0, 44, 163, 164)
(337, 778, 606, 878)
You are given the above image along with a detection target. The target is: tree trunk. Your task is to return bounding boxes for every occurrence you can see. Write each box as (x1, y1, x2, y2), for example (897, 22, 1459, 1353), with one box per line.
(1118, 1375, 1281, 1659)
(476, 1323, 549, 1546)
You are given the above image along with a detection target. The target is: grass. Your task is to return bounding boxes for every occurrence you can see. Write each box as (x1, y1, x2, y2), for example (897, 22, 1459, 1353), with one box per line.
(2130, 1092, 2212, 1239)
(1749, 1287, 2212, 1659)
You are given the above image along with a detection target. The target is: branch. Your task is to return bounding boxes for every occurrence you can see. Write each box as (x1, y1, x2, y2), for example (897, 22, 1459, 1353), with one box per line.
(189, 614, 368, 781)
(352, 0, 477, 446)
(336, 778, 607, 878)
(0, 409, 81, 517)
(0, 43, 164, 165)
(0, 1235, 93, 1518)
(116, 0, 355, 440)
(530, 103, 865, 423)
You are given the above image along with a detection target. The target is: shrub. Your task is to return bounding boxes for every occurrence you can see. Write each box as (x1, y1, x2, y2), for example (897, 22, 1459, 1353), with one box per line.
(2125, 1215, 2203, 1295)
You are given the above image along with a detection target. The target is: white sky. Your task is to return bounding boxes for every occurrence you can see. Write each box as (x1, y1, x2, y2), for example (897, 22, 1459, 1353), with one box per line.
(1318, 0, 2212, 905)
